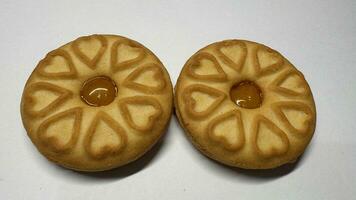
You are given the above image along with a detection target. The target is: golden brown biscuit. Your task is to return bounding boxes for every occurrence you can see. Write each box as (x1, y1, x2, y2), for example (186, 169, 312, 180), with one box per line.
(21, 34, 173, 171)
(175, 40, 316, 169)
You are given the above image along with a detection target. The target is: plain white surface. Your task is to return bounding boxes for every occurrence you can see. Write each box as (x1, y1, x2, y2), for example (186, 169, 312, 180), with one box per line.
(0, 0, 355, 199)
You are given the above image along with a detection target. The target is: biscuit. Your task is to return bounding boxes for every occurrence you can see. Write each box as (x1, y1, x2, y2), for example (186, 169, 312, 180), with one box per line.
(21, 34, 173, 171)
(175, 40, 316, 169)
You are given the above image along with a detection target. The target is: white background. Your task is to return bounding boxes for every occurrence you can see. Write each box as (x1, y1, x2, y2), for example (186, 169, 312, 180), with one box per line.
(0, 0, 355, 199)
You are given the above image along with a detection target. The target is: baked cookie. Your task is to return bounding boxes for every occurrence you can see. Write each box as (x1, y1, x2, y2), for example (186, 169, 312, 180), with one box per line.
(21, 34, 173, 171)
(175, 40, 316, 169)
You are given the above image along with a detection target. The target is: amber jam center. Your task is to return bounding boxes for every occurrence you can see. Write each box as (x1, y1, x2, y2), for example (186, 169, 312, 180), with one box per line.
(230, 80, 263, 109)
(80, 76, 118, 107)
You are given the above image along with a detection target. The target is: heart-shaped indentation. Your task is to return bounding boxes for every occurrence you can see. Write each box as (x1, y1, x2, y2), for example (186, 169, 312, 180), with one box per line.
(270, 69, 310, 97)
(186, 52, 227, 81)
(37, 49, 77, 78)
(207, 110, 245, 151)
(183, 84, 226, 118)
(72, 35, 108, 69)
(216, 40, 247, 72)
(23, 82, 72, 117)
(251, 115, 290, 158)
(37, 107, 82, 153)
(119, 96, 162, 131)
(123, 64, 166, 94)
(254, 46, 284, 76)
(272, 101, 314, 137)
(111, 39, 146, 72)
(84, 111, 127, 160)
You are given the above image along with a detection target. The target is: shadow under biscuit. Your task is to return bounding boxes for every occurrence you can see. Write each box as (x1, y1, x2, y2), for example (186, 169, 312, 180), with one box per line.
(23, 113, 174, 183)
(176, 114, 316, 182)
(211, 142, 314, 183)
(216, 153, 302, 179)
(232, 130, 316, 180)
(25, 131, 167, 182)
(63, 117, 175, 181)
(71, 138, 166, 180)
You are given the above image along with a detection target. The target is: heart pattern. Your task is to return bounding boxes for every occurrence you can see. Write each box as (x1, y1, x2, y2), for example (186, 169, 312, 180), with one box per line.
(123, 64, 166, 94)
(37, 107, 82, 153)
(84, 111, 127, 160)
(251, 115, 290, 158)
(270, 69, 310, 97)
(111, 39, 146, 72)
(37, 49, 77, 78)
(183, 84, 226, 118)
(23, 82, 72, 117)
(254, 46, 284, 76)
(119, 96, 162, 131)
(186, 52, 227, 81)
(207, 110, 245, 151)
(215, 40, 247, 72)
(272, 101, 314, 137)
(72, 35, 108, 69)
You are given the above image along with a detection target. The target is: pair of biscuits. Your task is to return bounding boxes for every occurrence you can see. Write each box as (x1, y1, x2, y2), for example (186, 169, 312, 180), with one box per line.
(21, 34, 316, 171)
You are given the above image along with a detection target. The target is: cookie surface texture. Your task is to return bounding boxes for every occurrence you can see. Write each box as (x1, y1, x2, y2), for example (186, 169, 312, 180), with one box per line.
(21, 34, 173, 171)
(175, 40, 316, 169)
